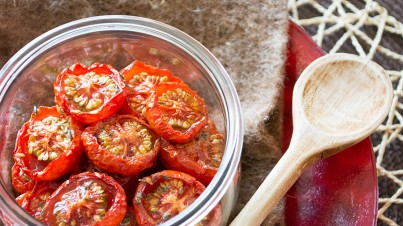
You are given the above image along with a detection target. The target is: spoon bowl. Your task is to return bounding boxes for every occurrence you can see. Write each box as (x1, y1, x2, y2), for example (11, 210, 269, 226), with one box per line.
(231, 53, 393, 226)
(293, 53, 393, 158)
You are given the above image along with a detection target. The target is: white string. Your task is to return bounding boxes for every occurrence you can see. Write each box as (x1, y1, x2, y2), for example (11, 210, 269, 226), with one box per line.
(288, 0, 403, 225)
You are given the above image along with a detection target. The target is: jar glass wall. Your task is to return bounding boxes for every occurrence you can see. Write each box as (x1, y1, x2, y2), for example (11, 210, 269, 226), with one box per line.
(0, 16, 243, 226)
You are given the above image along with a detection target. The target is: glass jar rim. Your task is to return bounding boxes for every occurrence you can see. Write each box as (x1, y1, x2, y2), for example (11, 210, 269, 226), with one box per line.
(0, 15, 244, 225)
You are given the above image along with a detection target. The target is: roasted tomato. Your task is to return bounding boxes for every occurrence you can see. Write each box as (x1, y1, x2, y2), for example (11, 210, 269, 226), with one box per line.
(16, 181, 60, 221)
(54, 63, 126, 125)
(119, 91, 149, 121)
(119, 61, 183, 120)
(11, 106, 83, 193)
(159, 119, 224, 185)
(78, 157, 140, 202)
(43, 172, 126, 226)
(120, 61, 183, 93)
(82, 114, 160, 176)
(133, 170, 221, 225)
(145, 82, 208, 143)
(200, 205, 222, 226)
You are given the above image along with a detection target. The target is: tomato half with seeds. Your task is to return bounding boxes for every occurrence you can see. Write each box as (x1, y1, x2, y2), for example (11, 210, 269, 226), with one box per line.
(133, 170, 221, 225)
(11, 106, 83, 193)
(120, 61, 183, 93)
(16, 181, 60, 221)
(78, 157, 140, 202)
(54, 63, 126, 125)
(82, 114, 160, 176)
(119, 91, 149, 122)
(43, 172, 126, 226)
(160, 119, 225, 185)
(146, 82, 209, 143)
(119, 61, 183, 120)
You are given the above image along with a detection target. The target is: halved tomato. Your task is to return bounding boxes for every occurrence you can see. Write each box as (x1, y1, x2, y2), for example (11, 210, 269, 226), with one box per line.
(120, 61, 183, 93)
(81, 114, 160, 176)
(43, 172, 126, 226)
(146, 82, 209, 143)
(119, 91, 149, 122)
(16, 181, 60, 221)
(54, 63, 126, 125)
(133, 170, 221, 225)
(11, 106, 83, 193)
(77, 156, 141, 202)
(119, 61, 183, 121)
(159, 119, 224, 185)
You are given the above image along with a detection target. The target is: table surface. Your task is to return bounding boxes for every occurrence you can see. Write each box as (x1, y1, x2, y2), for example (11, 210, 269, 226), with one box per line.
(288, 0, 403, 225)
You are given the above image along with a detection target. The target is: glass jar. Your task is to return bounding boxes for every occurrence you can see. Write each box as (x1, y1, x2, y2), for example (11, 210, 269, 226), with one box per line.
(0, 15, 243, 225)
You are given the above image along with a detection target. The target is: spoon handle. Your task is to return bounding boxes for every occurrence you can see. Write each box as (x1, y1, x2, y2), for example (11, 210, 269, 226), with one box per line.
(230, 137, 320, 226)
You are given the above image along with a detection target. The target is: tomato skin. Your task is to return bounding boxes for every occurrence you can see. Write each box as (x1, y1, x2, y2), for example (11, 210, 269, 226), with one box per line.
(159, 141, 217, 186)
(43, 172, 127, 226)
(54, 63, 126, 125)
(120, 61, 183, 92)
(81, 114, 160, 176)
(11, 106, 83, 193)
(205, 205, 222, 226)
(77, 156, 140, 202)
(119, 61, 183, 121)
(133, 170, 213, 225)
(11, 162, 35, 194)
(16, 181, 60, 221)
(159, 119, 224, 185)
(146, 82, 209, 143)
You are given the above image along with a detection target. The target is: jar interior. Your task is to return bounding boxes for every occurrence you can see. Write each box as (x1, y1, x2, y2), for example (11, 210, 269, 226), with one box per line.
(0, 30, 230, 224)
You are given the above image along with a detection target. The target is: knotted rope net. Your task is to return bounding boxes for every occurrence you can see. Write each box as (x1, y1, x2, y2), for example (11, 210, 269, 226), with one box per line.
(288, 0, 403, 225)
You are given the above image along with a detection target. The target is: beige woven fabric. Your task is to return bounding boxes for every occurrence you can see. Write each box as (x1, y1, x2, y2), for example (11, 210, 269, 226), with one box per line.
(288, 0, 403, 225)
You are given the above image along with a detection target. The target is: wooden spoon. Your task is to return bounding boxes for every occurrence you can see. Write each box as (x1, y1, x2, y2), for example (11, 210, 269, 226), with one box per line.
(230, 53, 393, 226)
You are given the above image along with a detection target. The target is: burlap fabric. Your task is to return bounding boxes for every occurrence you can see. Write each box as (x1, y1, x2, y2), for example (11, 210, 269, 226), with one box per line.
(0, 0, 289, 225)
(288, 0, 403, 225)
